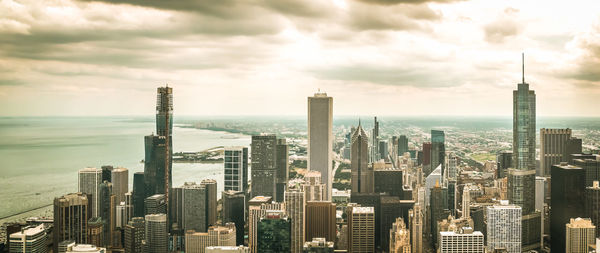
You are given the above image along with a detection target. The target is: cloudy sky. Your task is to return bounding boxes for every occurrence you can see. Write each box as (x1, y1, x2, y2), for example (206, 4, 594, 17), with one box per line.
(1, 0, 599, 116)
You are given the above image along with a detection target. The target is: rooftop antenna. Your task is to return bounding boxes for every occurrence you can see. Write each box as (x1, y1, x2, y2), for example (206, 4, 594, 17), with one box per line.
(522, 52, 525, 84)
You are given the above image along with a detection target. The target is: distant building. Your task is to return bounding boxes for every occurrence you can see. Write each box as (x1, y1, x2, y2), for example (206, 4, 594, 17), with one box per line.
(431, 130, 446, 176)
(585, 181, 600, 237)
(285, 189, 305, 253)
(486, 204, 522, 253)
(111, 167, 128, 203)
(496, 151, 512, 179)
(224, 146, 248, 193)
(379, 140, 389, 161)
(305, 201, 336, 243)
(398, 135, 409, 158)
(144, 214, 168, 253)
(439, 228, 484, 253)
(351, 122, 372, 194)
(565, 218, 596, 253)
(132, 172, 146, 218)
(185, 224, 236, 253)
(53, 193, 88, 252)
(303, 237, 334, 253)
(422, 142, 432, 175)
(389, 218, 411, 253)
(251, 134, 278, 198)
(257, 210, 291, 252)
(124, 217, 144, 253)
(8, 224, 48, 253)
(347, 205, 375, 253)
(78, 167, 102, 218)
(551, 163, 586, 253)
(307, 91, 333, 200)
(222, 190, 245, 246)
(276, 138, 289, 202)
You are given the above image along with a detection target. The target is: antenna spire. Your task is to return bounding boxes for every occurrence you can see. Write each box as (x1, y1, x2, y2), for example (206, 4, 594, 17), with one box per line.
(522, 52, 525, 84)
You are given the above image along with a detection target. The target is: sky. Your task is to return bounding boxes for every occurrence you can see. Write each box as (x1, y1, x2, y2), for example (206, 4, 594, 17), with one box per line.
(1, 0, 600, 117)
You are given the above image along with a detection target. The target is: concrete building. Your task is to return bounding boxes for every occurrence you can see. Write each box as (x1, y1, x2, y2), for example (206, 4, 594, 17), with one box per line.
(566, 218, 596, 253)
(303, 171, 325, 201)
(144, 214, 167, 253)
(389, 218, 411, 253)
(305, 201, 336, 243)
(145, 194, 166, 215)
(178, 182, 207, 232)
(185, 224, 236, 253)
(540, 128, 572, 176)
(409, 204, 424, 253)
(551, 163, 586, 253)
(285, 189, 305, 253)
(222, 190, 245, 246)
(303, 237, 334, 252)
(111, 167, 128, 204)
(124, 217, 144, 253)
(53, 193, 89, 253)
(439, 228, 484, 253)
(307, 91, 333, 200)
(351, 122, 372, 194)
(251, 134, 278, 198)
(201, 179, 218, 228)
(486, 204, 522, 253)
(276, 138, 289, 202)
(347, 206, 375, 253)
(78, 167, 102, 218)
(8, 224, 48, 253)
(224, 146, 248, 193)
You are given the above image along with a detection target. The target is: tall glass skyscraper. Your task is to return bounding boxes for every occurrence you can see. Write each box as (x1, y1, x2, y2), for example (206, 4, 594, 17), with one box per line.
(431, 130, 446, 176)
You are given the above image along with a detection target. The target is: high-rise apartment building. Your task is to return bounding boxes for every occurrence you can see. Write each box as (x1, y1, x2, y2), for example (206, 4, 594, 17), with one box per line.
(124, 217, 144, 253)
(9, 224, 48, 253)
(486, 204, 522, 253)
(565, 218, 596, 253)
(307, 91, 333, 200)
(305, 201, 337, 243)
(144, 214, 168, 253)
(222, 190, 245, 246)
(585, 181, 600, 237)
(351, 123, 372, 194)
(285, 189, 305, 253)
(224, 147, 248, 193)
(185, 224, 236, 253)
(155, 86, 173, 200)
(78, 167, 102, 218)
(180, 182, 207, 232)
(389, 218, 411, 253)
(551, 163, 586, 253)
(53, 193, 89, 253)
(347, 206, 375, 253)
(439, 228, 484, 253)
(111, 167, 128, 204)
(540, 128, 572, 176)
(251, 134, 277, 198)
(256, 210, 291, 252)
(276, 138, 289, 202)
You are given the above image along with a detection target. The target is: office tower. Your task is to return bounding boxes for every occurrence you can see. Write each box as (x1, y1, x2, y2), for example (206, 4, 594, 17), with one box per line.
(551, 163, 586, 253)
(351, 123, 373, 194)
(285, 190, 305, 253)
(276, 138, 289, 202)
(303, 238, 334, 252)
(96, 181, 112, 247)
(307, 91, 333, 200)
(565, 218, 596, 253)
(123, 192, 133, 223)
(430, 185, 449, 247)
(424, 165, 442, 206)
(379, 140, 389, 161)
(145, 214, 167, 253)
(144, 134, 168, 197)
(389, 218, 411, 253)
(64, 244, 107, 252)
(347, 206, 375, 253)
(379, 196, 414, 252)
(305, 201, 337, 243)
(248, 196, 284, 252)
(87, 217, 104, 247)
(422, 142, 432, 175)
(222, 191, 245, 246)
(573, 156, 600, 187)
(132, 172, 146, 218)
(431, 130, 446, 176)
(398, 135, 409, 157)
(462, 187, 471, 218)
(447, 180, 457, 215)
(565, 137, 583, 161)
(155, 86, 173, 201)
(8, 224, 48, 253)
(439, 228, 484, 253)
(256, 210, 291, 252)
(497, 151, 512, 178)
(447, 153, 459, 180)
(303, 171, 325, 201)
(78, 167, 102, 218)
(371, 117, 380, 161)
(179, 182, 207, 232)
(486, 204, 522, 253)
(202, 179, 218, 227)
(145, 194, 166, 215)
(124, 217, 144, 253)
(540, 128, 572, 176)
(224, 147, 248, 193)
(585, 181, 600, 237)
(251, 134, 277, 198)
(205, 246, 250, 253)
(409, 204, 423, 253)
(53, 193, 89, 253)
(110, 167, 128, 204)
(185, 224, 236, 253)
(374, 169, 403, 198)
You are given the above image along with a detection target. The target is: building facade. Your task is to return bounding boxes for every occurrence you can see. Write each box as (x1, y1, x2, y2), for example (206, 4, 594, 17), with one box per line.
(251, 134, 278, 198)
(347, 206, 375, 253)
(78, 167, 102, 218)
(351, 123, 372, 194)
(307, 91, 333, 200)
(486, 204, 522, 253)
(224, 146, 248, 193)
(305, 201, 337, 243)
(565, 218, 596, 253)
(285, 190, 305, 253)
(53, 193, 88, 253)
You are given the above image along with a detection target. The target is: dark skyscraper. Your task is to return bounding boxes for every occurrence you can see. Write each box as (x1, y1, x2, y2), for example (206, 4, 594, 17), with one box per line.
(398, 135, 409, 156)
(251, 134, 278, 198)
(53, 193, 88, 253)
(276, 138, 289, 202)
(372, 116, 380, 162)
(585, 181, 600, 238)
(351, 122, 372, 194)
(431, 130, 446, 176)
(133, 172, 146, 218)
(144, 134, 167, 197)
(222, 190, 245, 246)
(153, 86, 173, 210)
(257, 210, 291, 253)
(430, 185, 449, 248)
(201, 179, 218, 228)
(379, 196, 414, 252)
(101, 165, 113, 182)
(550, 163, 585, 253)
(422, 142, 432, 175)
(124, 217, 145, 253)
(374, 169, 403, 198)
(540, 128, 573, 176)
(497, 151, 512, 178)
(305, 201, 337, 243)
(573, 156, 600, 187)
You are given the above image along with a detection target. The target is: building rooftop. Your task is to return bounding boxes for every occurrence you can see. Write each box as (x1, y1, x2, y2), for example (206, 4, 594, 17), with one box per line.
(249, 196, 272, 203)
(352, 206, 374, 214)
(567, 218, 595, 228)
(9, 224, 46, 238)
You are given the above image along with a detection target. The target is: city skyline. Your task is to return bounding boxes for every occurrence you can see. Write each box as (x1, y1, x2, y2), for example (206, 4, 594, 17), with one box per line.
(1, 0, 600, 117)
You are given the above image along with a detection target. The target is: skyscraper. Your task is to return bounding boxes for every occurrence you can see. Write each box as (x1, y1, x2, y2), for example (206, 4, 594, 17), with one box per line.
(222, 190, 245, 246)
(256, 210, 291, 253)
(351, 122, 372, 194)
(78, 167, 102, 218)
(285, 189, 305, 253)
(303, 170, 325, 201)
(9, 224, 48, 253)
(132, 172, 146, 218)
(53, 193, 89, 253)
(379, 196, 414, 252)
(305, 201, 336, 243)
(409, 204, 424, 253)
(573, 156, 600, 187)
(124, 217, 144, 253)
(398, 135, 409, 157)
(496, 151, 512, 179)
(439, 228, 484, 253)
(179, 182, 207, 232)
(145, 194, 166, 215)
(307, 91, 333, 200)
(202, 179, 218, 228)
(224, 147, 248, 193)
(347, 206, 375, 253)
(374, 169, 403, 198)
(422, 142, 432, 176)
(185, 224, 237, 253)
(431, 130, 446, 176)
(486, 204, 522, 253)
(372, 116, 380, 162)
(251, 134, 277, 198)
(111, 167, 128, 204)
(144, 134, 168, 196)
(248, 196, 283, 253)
(540, 128, 572, 176)
(585, 181, 600, 237)
(389, 218, 411, 253)
(145, 214, 168, 253)
(551, 163, 586, 253)
(155, 86, 173, 196)
(276, 138, 289, 202)
(565, 218, 596, 253)
(430, 184, 449, 247)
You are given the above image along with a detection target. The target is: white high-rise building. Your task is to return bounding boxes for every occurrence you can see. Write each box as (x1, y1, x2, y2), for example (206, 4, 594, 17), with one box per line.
(462, 187, 471, 219)
(111, 167, 128, 203)
(566, 218, 596, 253)
(78, 167, 102, 217)
(486, 204, 522, 253)
(285, 190, 305, 253)
(439, 228, 484, 253)
(9, 224, 48, 253)
(224, 146, 248, 193)
(307, 91, 333, 200)
(145, 214, 167, 253)
(348, 206, 375, 253)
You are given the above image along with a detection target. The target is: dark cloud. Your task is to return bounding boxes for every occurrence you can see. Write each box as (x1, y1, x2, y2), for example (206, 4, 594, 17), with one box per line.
(483, 8, 522, 43)
(348, 2, 441, 31)
(564, 27, 600, 83)
(0, 79, 24, 86)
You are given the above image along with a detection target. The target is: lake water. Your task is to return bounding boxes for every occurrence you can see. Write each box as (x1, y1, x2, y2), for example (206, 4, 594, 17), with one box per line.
(0, 116, 250, 222)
